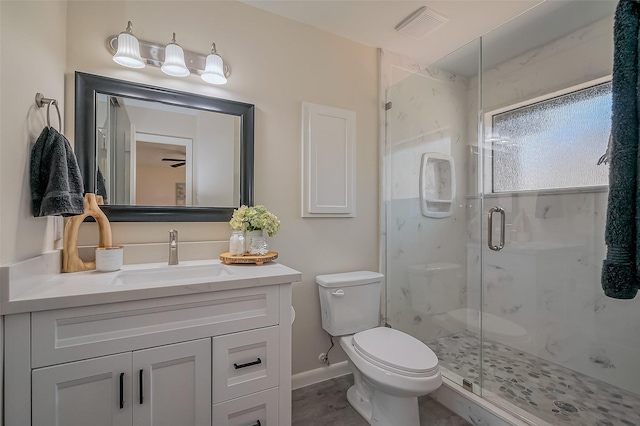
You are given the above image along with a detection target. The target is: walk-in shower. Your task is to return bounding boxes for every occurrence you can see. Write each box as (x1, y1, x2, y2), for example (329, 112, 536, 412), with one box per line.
(384, 2, 639, 425)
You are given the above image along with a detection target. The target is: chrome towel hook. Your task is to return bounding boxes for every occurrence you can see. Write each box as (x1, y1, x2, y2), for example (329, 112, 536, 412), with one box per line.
(35, 92, 62, 132)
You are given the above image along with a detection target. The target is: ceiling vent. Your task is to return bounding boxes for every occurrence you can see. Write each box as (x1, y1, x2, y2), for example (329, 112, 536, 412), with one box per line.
(395, 6, 448, 39)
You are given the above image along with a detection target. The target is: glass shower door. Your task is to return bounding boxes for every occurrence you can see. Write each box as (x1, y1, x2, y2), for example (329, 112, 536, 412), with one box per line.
(384, 39, 482, 395)
(478, 2, 640, 424)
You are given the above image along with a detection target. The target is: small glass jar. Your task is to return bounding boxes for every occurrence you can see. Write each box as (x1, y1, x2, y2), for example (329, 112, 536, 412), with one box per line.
(248, 234, 268, 256)
(229, 231, 245, 256)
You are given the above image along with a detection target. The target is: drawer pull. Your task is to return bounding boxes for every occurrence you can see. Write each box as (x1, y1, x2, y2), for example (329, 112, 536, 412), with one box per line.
(251, 421, 261, 426)
(139, 369, 144, 404)
(119, 373, 124, 409)
(234, 358, 262, 369)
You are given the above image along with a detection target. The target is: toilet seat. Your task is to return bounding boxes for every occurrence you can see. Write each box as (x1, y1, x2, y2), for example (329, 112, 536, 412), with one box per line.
(352, 327, 439, 377)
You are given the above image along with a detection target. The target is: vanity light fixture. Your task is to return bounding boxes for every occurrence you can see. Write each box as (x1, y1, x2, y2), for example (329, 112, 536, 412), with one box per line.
(107, 21, 231, 84)
(112, 21, 145, 69)
(161, 33, 190, 77)
(201, 43, 227, 85)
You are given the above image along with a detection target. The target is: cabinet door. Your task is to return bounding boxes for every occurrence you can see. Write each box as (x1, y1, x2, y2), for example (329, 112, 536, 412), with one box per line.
(32, 352, 132, 426)
(133, 339, 211, 426)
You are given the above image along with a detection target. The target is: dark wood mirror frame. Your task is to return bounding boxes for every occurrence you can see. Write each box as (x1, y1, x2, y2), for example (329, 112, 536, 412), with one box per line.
(75, 72, 254, 222)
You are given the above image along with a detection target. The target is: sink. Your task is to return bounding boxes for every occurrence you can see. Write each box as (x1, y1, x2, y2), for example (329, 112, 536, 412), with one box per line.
(110, 264, 233, 287)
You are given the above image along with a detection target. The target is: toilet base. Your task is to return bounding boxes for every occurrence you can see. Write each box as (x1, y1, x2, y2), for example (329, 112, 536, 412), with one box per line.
(346, 385, 373, 422)
(346, 384, 421, 426)
(346, 365, 421, 426)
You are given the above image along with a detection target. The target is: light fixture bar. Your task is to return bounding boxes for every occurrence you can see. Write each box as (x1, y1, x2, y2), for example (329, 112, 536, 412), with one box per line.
(106, 35, 231, 78)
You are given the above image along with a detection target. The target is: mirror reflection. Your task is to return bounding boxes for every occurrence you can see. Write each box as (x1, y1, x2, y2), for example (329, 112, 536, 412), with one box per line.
(75, 72, 254, 222)
(95, 94, 240, 207)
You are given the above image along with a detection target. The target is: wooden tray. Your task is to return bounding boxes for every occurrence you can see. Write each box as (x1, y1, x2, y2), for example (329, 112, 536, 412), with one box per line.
(220, 251, 278, 265)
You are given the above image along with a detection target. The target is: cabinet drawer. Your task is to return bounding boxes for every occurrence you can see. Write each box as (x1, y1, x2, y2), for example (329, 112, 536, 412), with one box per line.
(212, 326, 280, 403)
(32, 286, 279, 368)
(212, 388, 278, 426)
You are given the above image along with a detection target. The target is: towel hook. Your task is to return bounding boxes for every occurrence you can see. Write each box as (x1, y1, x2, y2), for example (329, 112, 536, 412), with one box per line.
(35, 93, 62, 132)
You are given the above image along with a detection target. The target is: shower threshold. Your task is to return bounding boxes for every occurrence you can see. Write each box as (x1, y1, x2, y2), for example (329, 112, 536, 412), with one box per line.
(428, 332, 639, 426)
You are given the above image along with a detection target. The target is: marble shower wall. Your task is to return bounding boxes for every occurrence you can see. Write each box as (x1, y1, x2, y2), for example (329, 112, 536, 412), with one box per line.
(467, 16, 640, 396)
(385, 58, 477, 344)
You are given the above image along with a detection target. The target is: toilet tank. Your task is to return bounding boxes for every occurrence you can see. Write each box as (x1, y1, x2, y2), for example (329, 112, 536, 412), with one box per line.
(407, 263, 462, 315)
(316, 271, 384, 336)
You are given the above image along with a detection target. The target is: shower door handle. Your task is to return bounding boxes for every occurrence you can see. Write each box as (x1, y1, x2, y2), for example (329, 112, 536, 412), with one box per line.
(487, 206, 505, 251)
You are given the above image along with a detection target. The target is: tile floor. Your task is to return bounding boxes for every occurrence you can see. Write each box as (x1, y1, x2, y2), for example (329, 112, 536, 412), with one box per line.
(291, 375, 470, 426)
(429, 332, 640, 426)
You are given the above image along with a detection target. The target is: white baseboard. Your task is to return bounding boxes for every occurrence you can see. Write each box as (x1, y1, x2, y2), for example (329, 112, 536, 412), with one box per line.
(291, 360, 350, 390)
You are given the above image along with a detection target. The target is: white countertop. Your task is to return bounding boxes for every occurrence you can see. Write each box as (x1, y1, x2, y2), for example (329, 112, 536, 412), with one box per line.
(0, 251, 301, 314)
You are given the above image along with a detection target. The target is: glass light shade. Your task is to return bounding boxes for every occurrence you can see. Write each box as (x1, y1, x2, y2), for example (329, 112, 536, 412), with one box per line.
(201, 53, 227, 85)
(161, 43, 190, 77)
(113, 32, 145, 69)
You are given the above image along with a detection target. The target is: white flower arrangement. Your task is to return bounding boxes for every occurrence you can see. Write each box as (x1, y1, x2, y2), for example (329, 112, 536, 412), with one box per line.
(229, 205, 281, 237)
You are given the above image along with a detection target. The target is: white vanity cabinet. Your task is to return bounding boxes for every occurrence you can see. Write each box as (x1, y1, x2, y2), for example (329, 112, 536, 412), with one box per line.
(3, 272, 296, 426)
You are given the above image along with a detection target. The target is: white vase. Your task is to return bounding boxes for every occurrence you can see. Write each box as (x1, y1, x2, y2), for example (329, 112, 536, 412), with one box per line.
(246, 229, 268, 255)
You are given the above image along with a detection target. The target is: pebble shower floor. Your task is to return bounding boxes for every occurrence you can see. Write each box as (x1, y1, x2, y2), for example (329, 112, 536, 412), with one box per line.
(428, 332, 639, 426)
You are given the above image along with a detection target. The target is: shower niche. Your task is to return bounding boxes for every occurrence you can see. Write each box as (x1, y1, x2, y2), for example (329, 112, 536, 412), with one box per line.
(419, 152, 455, 218)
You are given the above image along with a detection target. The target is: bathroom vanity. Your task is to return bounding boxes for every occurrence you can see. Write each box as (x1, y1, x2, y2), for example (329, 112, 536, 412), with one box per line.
(1, 252, 301, 426)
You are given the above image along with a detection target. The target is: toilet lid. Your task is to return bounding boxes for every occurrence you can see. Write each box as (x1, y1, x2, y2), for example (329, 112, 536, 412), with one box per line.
(352, 327, 439, 375)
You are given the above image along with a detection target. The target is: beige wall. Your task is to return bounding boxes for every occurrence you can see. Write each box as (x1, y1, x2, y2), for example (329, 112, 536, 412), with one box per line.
(62, 0, 379, 374)
(0, 1, 67, 264)
(136, 163, 185, 206)
(1, 0, 377, 376)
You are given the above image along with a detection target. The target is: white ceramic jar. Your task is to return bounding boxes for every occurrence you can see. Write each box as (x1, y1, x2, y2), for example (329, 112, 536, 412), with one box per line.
(95, 246, 124, 272)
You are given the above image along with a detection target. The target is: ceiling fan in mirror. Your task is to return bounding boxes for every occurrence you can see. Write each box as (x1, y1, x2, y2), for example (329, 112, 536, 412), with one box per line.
(162, 158, 186, 168)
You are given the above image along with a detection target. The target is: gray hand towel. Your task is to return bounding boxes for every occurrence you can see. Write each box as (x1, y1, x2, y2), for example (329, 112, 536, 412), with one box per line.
(97, 167, 108, 204)
(602, 0, 640, 299)
(30, 127, 85, 217)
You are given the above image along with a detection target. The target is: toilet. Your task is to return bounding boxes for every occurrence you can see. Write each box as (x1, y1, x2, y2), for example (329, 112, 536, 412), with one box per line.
(317, 271, 442, 426)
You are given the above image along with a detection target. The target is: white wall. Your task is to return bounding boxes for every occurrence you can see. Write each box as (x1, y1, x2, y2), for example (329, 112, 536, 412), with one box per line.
(64, 0, 378, 375)
(125, 104, 196, 138)
(0, 1, 67, 265)
(195, 111, 237, 206)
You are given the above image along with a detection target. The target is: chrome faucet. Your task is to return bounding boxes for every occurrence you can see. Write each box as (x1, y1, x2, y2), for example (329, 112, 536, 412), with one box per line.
(168, 229, 179, 265)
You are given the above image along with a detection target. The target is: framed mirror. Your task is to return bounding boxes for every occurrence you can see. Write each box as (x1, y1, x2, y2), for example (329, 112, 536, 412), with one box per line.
(75, 72, 254, 222)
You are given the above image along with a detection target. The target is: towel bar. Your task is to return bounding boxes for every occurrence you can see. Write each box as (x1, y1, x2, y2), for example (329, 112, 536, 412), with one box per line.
(35, 92, 62, 132)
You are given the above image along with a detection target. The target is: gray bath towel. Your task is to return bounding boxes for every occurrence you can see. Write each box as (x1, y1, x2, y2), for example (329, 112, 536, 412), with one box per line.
(30, 127, 85, 217)
(602, 0, 640, 299)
